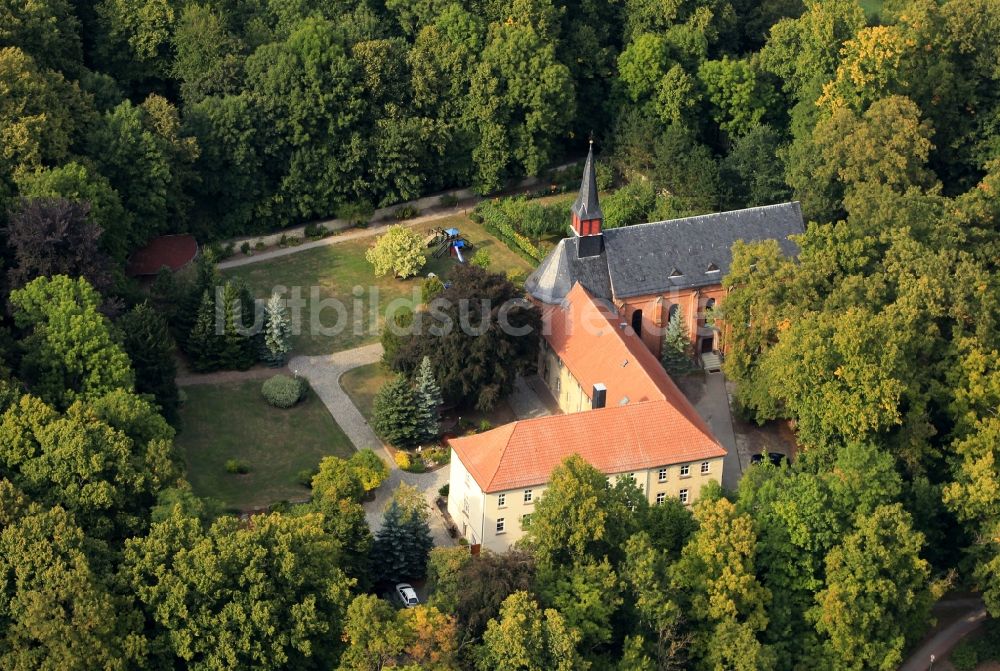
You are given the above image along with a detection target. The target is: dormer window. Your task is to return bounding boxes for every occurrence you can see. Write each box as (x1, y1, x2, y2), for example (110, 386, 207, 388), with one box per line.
(706, 263, 720, 273)
(669, 268, 684, 278)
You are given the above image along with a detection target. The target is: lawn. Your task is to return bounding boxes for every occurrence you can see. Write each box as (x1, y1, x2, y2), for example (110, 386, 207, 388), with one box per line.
(176, 379, 354, 510)
(223, 215, 535, 355)
(340, 362, 392, 421)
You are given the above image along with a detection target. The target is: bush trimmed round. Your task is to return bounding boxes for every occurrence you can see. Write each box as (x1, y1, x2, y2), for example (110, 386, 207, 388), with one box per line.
(262, 374, 305, 408)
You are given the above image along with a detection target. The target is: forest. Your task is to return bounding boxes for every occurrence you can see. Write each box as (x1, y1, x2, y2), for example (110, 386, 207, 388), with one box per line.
(1, 0, 1000, 669)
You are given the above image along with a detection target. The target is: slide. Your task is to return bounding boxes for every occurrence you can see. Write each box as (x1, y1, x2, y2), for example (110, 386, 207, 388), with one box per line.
(455, 244, 465, 263)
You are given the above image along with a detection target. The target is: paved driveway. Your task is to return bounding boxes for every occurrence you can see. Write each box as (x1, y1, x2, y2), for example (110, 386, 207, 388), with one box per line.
(291, 344, 454, 546)
(676, 371, 743, 490)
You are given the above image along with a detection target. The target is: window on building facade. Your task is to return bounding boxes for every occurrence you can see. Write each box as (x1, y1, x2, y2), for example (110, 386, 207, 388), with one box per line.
(680, 464, 690, 477)
(658, 467, 667, 482)
(679, 489, 689, 504)
(656, 492, 666, 505)
(498, 493, 505, 507)
(701, 461, 710, 474)
(496, 518, 505, 534)
(524, 489, 533, 504)
(462, 496, 469, 514)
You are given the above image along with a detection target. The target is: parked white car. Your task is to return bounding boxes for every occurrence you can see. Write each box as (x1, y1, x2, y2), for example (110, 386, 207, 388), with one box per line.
(395, 583, 419, 608)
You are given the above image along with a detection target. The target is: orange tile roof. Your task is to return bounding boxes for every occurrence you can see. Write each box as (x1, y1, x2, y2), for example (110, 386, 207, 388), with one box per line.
(541, 283, 714, 436)
(448, 400, 726, 493)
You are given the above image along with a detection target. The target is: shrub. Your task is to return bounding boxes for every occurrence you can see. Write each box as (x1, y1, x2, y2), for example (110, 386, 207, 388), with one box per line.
(240, 241, 251, 255)
(262, 374, 306, 408)
(422, 275, 444, 303)
(279, 234, 289, 247)
(393, 205, 420, 220)
(425, 447, 450, 465)
(439, 194, 459, 207)
(478, 419, 493, 433)
(407, 458, 426, 473)
(254, 241, 265, 250)
(349, 448, 390, 492)
(470, 248, 491, 268)
(225, 459, 250, 474)
(438, 483, 450, 498)
(394, 451, 412, 470)
(337, 200, 374, 226)
(951, 644, 978, 671)
(304, 222, 328, 239)
(297, 467, 319, 487)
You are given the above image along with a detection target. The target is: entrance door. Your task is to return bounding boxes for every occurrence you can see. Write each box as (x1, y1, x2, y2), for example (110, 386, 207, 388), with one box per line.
(700, 337, 714, 353)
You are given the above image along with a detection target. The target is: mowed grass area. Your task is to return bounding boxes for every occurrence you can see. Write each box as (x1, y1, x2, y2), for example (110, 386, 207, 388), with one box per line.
(340, 362, 393, 421)
(223, 215, 535, 355)
(176, 379, 354, 510)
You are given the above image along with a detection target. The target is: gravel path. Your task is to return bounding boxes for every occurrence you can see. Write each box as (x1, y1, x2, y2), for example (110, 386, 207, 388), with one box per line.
(218, 205, 475, 270)
(899, 599, 989, 671)
(290, 344, 453, 546)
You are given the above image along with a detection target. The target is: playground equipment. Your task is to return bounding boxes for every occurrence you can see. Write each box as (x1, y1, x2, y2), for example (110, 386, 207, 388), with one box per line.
(430, 228, 474, 259)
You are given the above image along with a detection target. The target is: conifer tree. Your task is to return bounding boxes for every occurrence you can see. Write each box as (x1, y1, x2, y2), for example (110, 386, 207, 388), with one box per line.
(187, 291, 224, 372)
(372, 375, 424, 448)
(414, 356, 442, 442)
(661, 306, 693, 376)
(217, 281, 257, 371)
(263, 292, 291, 366)
(118, 301, 180, 424)
(373, 498, 433, 583)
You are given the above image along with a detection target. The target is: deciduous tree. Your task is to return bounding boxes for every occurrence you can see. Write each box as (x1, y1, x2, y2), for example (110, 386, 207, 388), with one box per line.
(813, 504, 935, 670)
(122, 509, 354, 670)
(477, 590, 588, 671)
(365, 224, 427, 279)
(10, 275, 133, 408)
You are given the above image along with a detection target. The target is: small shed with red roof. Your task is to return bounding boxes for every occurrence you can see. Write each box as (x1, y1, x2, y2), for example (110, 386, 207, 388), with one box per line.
(127, 234, 199, 277)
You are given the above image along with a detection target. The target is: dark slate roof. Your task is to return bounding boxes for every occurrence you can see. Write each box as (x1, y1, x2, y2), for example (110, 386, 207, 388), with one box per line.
(526, 202, 804, 304)
(571, 143, 603, 222)
(602, 202, 804, 298)
(524, 237, 612, 303)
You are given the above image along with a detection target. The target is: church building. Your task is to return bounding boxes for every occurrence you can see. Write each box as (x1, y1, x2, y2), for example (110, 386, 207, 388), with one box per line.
(525, 143, 805, 367)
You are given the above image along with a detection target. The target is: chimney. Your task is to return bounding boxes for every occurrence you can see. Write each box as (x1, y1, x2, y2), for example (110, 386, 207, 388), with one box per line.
(592, 383, 607, 409)
(571, 140, 604, 250)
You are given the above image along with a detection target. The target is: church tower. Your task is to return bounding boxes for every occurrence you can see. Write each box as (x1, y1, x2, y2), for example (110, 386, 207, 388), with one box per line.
(571, 140, 603, 236)
(571, 141, 604, 257)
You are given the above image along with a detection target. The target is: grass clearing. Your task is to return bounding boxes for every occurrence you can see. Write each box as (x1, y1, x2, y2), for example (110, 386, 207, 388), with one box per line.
(176, 379, 354, 510)
(223, 215, 534, 355)
(340, 362, 393, 422)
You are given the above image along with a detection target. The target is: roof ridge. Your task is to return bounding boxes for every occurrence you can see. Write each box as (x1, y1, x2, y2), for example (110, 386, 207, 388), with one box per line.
(615, 201, 802, 232)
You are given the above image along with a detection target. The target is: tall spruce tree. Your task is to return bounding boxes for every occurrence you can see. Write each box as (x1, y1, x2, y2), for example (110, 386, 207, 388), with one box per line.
(263, 292, 291, 366)
(118, 301, 180, 424)
(371, 375, 423, 448)
(187, 290, 224, 372)
(661, 306, 693, 376)
(414, 356, 442, 442)
(373, 498, 433, 583)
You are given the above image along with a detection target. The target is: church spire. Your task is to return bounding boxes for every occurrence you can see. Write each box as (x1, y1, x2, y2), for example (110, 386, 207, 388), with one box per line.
(571, 140, 603, 237)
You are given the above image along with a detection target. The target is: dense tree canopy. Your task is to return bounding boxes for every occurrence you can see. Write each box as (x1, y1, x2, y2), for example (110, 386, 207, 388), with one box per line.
(0, 0, 999, 667)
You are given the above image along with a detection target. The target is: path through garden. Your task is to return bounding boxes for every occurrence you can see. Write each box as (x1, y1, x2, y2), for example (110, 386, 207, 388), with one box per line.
(290, 344, 453, 546)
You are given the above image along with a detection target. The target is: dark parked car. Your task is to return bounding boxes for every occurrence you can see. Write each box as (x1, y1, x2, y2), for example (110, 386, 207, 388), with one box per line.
(750, 452, 788, 467)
